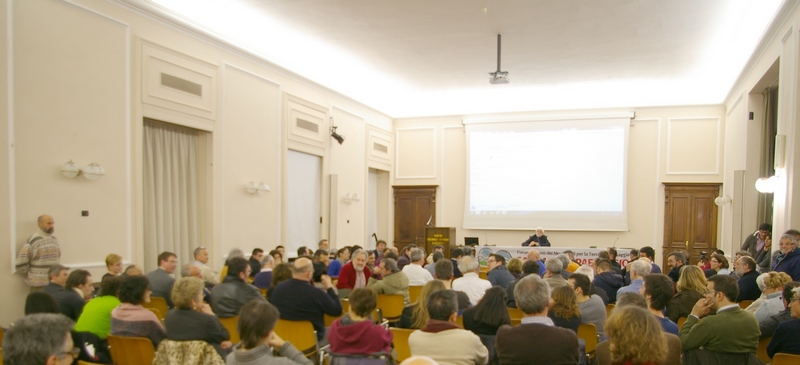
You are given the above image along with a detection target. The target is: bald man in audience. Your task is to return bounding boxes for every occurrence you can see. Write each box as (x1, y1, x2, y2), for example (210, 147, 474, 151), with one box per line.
(271, 257, 342, 341)
(527, 248, 547, 277)
(735, 255, 761, 302)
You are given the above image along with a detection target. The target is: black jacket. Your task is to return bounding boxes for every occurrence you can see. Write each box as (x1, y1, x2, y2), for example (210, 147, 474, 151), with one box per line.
(593, 271, 624, 303)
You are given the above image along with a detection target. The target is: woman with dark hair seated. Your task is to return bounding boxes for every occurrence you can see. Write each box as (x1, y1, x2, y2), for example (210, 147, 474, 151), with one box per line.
(25, 291, 60, 315)
(462, 286, 511, 336)
(227, 299, 312, 364)
(165, 277, 232, 358)
(75, 276, 122, 339)
(327, 288, 393, 357)
(110, 275, 166, 346)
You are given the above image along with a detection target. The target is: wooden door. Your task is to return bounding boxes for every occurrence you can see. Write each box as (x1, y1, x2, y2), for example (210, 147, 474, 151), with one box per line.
(393, 186, 437, 254)
(663, 183, 720, 268)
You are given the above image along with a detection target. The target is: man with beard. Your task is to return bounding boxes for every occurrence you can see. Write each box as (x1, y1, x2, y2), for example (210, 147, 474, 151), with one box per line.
(16, 214, 61, 289)
(735, 256, 761, 301)
(337, 249, 372, 298)
(666, 251, 686, 283)
(521, 227, 551, 247)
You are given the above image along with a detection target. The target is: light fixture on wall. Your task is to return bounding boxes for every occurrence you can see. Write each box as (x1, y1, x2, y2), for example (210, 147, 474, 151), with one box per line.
(245, 181, 270, 194)
(330, 118, 345, 145)
(343, 193, 360, 203)
(714, 195, 732, 206)
(61, 160, 105, 180)
(755, 176, 778, 193)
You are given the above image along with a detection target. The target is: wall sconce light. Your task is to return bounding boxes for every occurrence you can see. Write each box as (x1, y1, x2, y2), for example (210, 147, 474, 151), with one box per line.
(62, 160, 105, 180)
(755, 176, 778, 193)
(245, 181, 270, 194)
(714, 195, 732, 206)
(343, 193, 360, 203)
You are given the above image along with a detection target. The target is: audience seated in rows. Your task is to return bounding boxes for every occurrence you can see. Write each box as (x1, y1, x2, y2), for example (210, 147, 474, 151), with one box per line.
(183, 263, 212, 303)
(426, 251, 444, 277)
(367, 257, 410, 304)
(110, 275, 166, 347)
(3, 313, 76, 365)
(569, 273, 607, 338)
(336, 249, 372, 298)
(574, 264, 610, 306)
(641, 274, 679, 335)
(450, 248, 464, 278)
(753, 271, 792, 322)
(773, 233, 800, 281)
(312, 249, 329, 283)
(452, 256, 491, 306)
(211, 256, 265, 318)
(506, 258, 523, 279)
(165, 276, 232, 358)
(767, 285, 800, 358)
(193, 246, 218, 285)
(398, 280, 446, 329)
(497, 274, 579, 365)
(543, 257, 569, 290)
(328, 287, 394, 357)
(594, 259, 624, 303)
(227, 299, 312, 365)
(402, 248, 434, 286)
(486, 254, 515, 289)
(735, 255, 761, 301)
(408, 290, 488, 365)
(248, 248, 264, 278)
(547, 285, 581, 333)
(52, 268, 93, 321)
(146, 251, 178, 308)
(617, 259, 650, 298)
(599, 306, 672, 365)
(397, 245, 416, 271)
(327, 247, 350, 278)
(665, 265, 706, 323)
(704, 253, 731, 278)
(271, 257, 342, 341)
(266, 263, 292, 301)
(253, 254, 275, 289)
(43, 264, 69, 295)
(74, 276, 121, 339)
(462, 286, 511, 336)
(104, 254, 124, 282)
(666, 251, 686, 283)
(506, 259, 541, 308)
(434, 259, 471, 311)
(759, 281, 800, 337)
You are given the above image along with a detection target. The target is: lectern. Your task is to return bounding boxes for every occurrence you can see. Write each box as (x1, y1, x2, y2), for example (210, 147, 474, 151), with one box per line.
(424, 227, 455, 259)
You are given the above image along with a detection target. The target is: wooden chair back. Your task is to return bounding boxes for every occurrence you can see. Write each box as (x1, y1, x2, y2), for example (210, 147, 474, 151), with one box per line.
(107, 334, 156, 365)
(479, 271, 488, 280)
(341, 299, 350, 313)
(773, 353, 800, 365)
(738, 299, 754, 309)
(577, 323, 598, 359)
(408, 285, 423, 304)
(605, 304, 615, 317)
(274, 319, 319, 356)
(455, 315, 464, 328)
(507, 307, 525, 320)
(145, 307, 163, 321)
(218, 316, 240, 344)
(143, 297, 169, 320)
(389, 328, 414, 363)
(756, 336, 771, 364)
(376, 294, 404, 323)
(219, 265, 229, 283)
(258, 287, 267, 298)
(677, 316, 687, 329)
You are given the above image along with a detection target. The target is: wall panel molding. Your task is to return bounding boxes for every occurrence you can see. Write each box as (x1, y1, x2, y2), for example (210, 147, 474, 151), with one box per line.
(666, 117, 722, 175)
(395, 127, 436, 179)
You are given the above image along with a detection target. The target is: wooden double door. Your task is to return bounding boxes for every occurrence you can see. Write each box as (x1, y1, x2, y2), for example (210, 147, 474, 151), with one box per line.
(663, 183, 720, 268)
(393, 186, 437, 255)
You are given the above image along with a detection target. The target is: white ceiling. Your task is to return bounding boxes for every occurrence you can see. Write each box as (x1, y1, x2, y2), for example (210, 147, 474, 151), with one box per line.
(136, 0, 785, 118)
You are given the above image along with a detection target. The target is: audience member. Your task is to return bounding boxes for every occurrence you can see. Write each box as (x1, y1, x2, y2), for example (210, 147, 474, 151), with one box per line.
(426, 252, 444, 277)
(574, 265, 610, 305)
(146, 251, 178, 308)
(408, 290, 488, 365)
(679, 275, 759, 357)
(615, 292, 647, 309)
(182, 263, 212, 303)
(547, 285, 581, 333)
(665, 265, 706, 322)
(211, 256, 265, 318)
(318, 239, 329, 250)
(773, 233, 800, 280)
(271, 257, 342, 341)
(506, 258, 523, 279)
(452, 256, 491, 305)
(249, 248, 264, 278)
(397, 245, 417, 271)
(275, 245, 286, 260)
(110, 275, 166, 346)
(227, 299, 312, 365)
(556, 254, 572, 279)
(521, 227, 551, 247)
(569, 273, 607, 338)
(269, 249, 283, 264)
(450, 248, 464, 278)
(24, 291, 59, 315)
(641, 274, 679, 335)
(398, 280, 446, 329)
(312, 249, 329, 283)
(374, 239, 387, 263)
(266, 263, 292, 301)
(433, 259, 471, 311)
(759, 281, 800, 338)
(607, 248, 621, 272)
(296, 246, 312, 258)
(754, 271, 793, 322)
(593, 259, 624, 303)
(756, 234, 774, 273)
(638, 246, 662, 273)
(462, 286, 511, 335)
(402, 248, 434, 286)
(337, 249, 372, 298)
(599, 306, 669, 365)
(43, 264, 69, 295)
(52, 269, 93, 321)
(74, 276, 122, 339)
(15, 214, 60, 288)
(425, 245, 444, 265)
(253, 255, 275, 289)
(735, 255, 761, 301)
(741, 223, 772, 258)
(2, 313, 75, 365)
(704, 253, 730, 278)
(367, 258, 410, 304)
(328, 288, 394, 357)
(104, 254, 123, 282)
(122, 264, 143, 277)
(166, 277, 232, 358)
(497, 275, 579, 365)
(766, 285, 800, 357)
(225, 248, 245, 267)
(193, 246, 218, 285)
(486, 254, 515, 288)
(506, 259, 540, 308)
(543, 257, 569, 289)
(617, 258, 651, 298)
(666, 251, 686, 283)
(327, 247, 351, 278)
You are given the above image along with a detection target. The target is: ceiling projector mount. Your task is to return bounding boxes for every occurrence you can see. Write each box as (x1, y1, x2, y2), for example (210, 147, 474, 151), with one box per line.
(489, 34, 509, 84)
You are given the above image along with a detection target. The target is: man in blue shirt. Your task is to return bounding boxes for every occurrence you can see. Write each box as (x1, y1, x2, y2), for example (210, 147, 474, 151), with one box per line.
(641, 274, 679, 335)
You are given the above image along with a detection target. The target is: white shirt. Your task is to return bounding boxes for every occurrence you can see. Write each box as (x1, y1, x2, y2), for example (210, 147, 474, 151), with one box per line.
(402, 263, 434, 286)
(452, 272, 492, 305)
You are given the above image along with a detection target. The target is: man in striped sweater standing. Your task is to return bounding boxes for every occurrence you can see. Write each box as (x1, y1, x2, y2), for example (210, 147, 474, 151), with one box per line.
(16, 214, 61, 289)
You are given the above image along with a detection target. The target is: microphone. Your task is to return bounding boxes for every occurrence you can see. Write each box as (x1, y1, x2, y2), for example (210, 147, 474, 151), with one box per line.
(426, 215, 433, 226)
(612, 237, 619, 248)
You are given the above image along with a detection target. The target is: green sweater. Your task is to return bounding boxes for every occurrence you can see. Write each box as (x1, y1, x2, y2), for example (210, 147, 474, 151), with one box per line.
(679, 306, 760, 353)
(74, 295, 121, 339)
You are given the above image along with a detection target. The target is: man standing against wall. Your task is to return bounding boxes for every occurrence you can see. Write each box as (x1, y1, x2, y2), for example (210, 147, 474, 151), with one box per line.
(16, 214, 61, 289)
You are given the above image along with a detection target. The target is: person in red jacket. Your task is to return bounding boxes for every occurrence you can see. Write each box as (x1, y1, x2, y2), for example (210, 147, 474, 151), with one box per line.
(336, 249, 372, 298)
(327, 288, 393, 357)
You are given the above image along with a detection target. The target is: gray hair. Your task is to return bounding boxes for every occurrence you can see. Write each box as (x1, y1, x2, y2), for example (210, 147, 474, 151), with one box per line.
(513, 274, 551, 314)
(781, 234, 798, 246)
(756, 272, 770, 291)
(180, 263, 196, 278)
(3, 313, 74, 365)
(193, 246, 207, 257)
(260, 255, 275, 267)
(630, 259, 652, 277)
(458, 256, 480, 273)
(227, 248, 244, 259)
(574, 265, 595, 281)
(48, 264, 69, 279)
(352, 249, 367, 260)
(382, 258, 400, 273)
(556, 254, 570, 269)
(545, 258, 562, 274)
(410, 248, 425, 262)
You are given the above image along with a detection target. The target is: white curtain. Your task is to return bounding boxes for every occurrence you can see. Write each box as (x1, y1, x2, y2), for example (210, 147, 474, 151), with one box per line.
(143, 119, 199, 272)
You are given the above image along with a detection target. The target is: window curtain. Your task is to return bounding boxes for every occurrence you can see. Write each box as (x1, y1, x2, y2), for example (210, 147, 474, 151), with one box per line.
(757, 87, 777, 225)
(143, 119, 199, 272)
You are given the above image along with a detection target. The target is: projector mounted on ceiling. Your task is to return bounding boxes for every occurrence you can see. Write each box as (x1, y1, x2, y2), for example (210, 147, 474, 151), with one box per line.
(489, 34, 509, 84)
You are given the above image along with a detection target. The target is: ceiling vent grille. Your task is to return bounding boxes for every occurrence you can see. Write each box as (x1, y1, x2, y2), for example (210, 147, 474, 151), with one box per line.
(296, 118, 319, 133)
(373, 142, 388, 153)
(160, 73, 203, 96)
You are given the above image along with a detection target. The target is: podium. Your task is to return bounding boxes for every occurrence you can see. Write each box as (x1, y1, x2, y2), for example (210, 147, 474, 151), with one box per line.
(425, 227, 455, 259)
